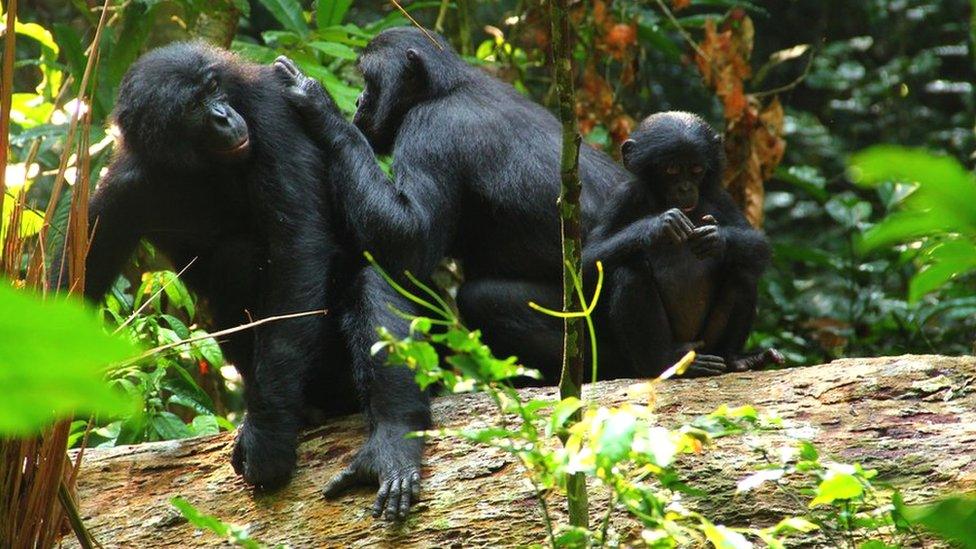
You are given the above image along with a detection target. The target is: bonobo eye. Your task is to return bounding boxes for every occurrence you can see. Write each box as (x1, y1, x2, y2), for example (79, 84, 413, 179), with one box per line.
(665, 164, 679, 175)
(691, 165, 704, 174)
(207, 77, 219, 94)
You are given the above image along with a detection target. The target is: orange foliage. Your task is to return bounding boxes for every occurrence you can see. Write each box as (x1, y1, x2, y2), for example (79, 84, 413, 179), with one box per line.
(672, 0, 691, 11)
(695, 10, 785, 228)
(572, 0, 639, 148)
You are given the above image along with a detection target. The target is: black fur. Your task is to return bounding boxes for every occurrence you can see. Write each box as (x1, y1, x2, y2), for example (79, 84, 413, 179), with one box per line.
(49, 43, 431, 509)
(585, 112, 781, 378)
(275, 27, 630, 387)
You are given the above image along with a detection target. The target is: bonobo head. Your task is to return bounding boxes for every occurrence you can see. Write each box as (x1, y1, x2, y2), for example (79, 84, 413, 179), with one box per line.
(354, 27, 466, 154)
(113, 42, 252, 171)
(621, 111, 724, 213)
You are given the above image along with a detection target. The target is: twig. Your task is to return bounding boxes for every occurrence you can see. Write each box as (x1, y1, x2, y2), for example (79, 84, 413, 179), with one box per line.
(653, 0, 707, 61)
(753, 47, 816, 98)
(120, 309, 328, 366)
(113, 257, 198, 334)
(59, 483, 98, 549)
(390, 0, 444, 50)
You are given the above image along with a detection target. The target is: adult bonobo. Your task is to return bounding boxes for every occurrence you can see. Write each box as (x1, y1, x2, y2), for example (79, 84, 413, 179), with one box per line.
(584, 111, 783, 378)
(272, 27, 629, 379)
(49, 43, 430, 518)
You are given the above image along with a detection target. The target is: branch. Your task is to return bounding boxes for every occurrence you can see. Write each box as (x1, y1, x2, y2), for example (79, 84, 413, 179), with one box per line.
(119, 309, 328, 366)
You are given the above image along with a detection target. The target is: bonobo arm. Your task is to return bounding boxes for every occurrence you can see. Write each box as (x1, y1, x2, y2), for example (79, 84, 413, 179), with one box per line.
(584, 181, 694, 273)
(708, 190, 771, 275)
(49, 156, 145, 298)
(273, 58, 455, 277)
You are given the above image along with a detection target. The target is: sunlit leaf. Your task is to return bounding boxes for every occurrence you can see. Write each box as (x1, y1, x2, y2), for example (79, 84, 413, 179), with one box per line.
(0, 284, 139, 435)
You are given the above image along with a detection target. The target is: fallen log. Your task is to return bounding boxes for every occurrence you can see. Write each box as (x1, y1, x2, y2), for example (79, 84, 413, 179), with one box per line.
(67, 355, 976, 547)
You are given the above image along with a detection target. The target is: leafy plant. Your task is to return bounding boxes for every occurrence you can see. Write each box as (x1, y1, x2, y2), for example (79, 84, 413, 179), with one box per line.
(851, 146, 976, 302)
(0, 281, 138, 436)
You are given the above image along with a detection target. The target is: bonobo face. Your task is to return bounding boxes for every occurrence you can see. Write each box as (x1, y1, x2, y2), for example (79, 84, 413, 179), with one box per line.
(113, 43, 252, 170)
(354, 36, 427, 155)
(654, 152, 706, 212)
(621, 111, 722, 213)
(190, 66, 251, 163)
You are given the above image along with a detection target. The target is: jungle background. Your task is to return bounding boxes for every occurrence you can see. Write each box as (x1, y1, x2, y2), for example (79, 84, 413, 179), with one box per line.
(1, 0, 975, 546)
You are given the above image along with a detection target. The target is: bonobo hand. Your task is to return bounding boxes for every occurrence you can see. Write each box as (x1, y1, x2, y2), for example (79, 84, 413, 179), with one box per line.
(272, 56, 341, 117)
(231, 414, 299, 491)
(323, 423, 424, 521)
(646, 208, 695, 246)
(689, 214, 725, 259)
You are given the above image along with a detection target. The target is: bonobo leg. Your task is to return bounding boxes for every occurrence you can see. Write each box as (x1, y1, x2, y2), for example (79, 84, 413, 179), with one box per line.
(605, 267, 726, 378)
(700, 276, 782, 372)
(456, 278, 564, 383)
(323, 268, 431, 521)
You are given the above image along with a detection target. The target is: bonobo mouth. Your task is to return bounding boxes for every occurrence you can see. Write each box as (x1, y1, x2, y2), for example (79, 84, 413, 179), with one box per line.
(681, 202, 698, 214)
(216, 136, 251, 161)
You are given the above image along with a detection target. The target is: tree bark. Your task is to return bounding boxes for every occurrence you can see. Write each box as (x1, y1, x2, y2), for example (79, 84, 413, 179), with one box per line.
(65, 355, 976, 547)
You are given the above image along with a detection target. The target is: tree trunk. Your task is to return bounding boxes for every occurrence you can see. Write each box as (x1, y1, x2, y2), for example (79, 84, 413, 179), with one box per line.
(65, 355, 976, 547)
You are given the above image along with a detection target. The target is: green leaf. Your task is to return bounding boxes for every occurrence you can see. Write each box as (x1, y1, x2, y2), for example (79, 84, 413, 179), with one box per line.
(151, 411, 191, 440)
(902, 495, 976, 548)
(189, 414, 221, 436)
(308, 40, 358, 60)
(908, 239, 976, 302)
(316, 0, 352, 28)
(232, 0, 251, 18)
(548, 397, 583, 435)
(702, 521, 752, 549)
(809, 471, 863, 507)
(254, 0, 309, 36)
(595, 411, 637, 465)
(170, 497, 264, 549)
(0, 284, 139, 435)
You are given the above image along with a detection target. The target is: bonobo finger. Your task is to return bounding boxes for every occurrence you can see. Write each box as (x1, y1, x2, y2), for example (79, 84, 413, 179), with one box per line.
(372, 478, 393, 518)
(382, 479, 403, 521)
(685, 363, 725, 377)
(665, 225, 683, 244)
(410, 471, 421, 500)
(272, 55, 300, 79)
(323, 465, 362, 499)
(397, 477, 413, 519)
(701, 214, 718, 226)
(678, 212, 696, 234)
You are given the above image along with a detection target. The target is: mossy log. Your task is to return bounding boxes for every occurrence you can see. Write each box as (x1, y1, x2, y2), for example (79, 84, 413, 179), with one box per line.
(67, 355, 976, 547)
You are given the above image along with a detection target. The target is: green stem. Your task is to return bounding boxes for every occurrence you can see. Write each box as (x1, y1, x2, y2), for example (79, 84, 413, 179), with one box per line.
(548, 0, 588, 529)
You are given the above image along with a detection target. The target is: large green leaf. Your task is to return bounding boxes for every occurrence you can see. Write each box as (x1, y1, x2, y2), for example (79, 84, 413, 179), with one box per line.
(254, 0, 309, 37)
(0, 283, 139, 435)
(316, 0, 352, 28)
(902, 495, 976, 548)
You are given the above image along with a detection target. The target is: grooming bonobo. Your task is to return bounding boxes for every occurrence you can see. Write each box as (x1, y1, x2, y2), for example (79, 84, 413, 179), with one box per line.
(585, 112, 783, 377)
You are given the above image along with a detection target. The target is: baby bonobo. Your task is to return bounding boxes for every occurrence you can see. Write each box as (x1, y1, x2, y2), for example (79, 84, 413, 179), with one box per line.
(585, 112, 783, 377)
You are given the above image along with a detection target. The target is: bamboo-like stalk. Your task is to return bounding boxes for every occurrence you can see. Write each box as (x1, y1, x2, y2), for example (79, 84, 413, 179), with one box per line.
(547, 0, 589, 529)
(0, 0, 17, 245)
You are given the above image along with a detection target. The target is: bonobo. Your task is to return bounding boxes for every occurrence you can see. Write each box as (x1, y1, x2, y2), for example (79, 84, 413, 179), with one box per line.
(584, 112, 783, 377)
(49, 43, 430, 519)
(272, 27, 629, 382)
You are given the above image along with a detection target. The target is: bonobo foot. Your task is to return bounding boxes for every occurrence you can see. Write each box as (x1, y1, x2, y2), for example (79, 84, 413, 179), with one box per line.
(730, 348, 785, 372)
(231, 414, 299, 491)
(323, 423, 424, 521)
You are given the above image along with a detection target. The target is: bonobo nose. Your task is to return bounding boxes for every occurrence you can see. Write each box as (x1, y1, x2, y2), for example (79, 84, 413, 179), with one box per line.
(210, 103, 229, 124)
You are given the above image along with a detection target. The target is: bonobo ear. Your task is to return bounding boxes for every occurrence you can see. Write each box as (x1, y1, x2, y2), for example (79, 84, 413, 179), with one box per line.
(405, 48, 425, 75)
(621, 139, 636, 165)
